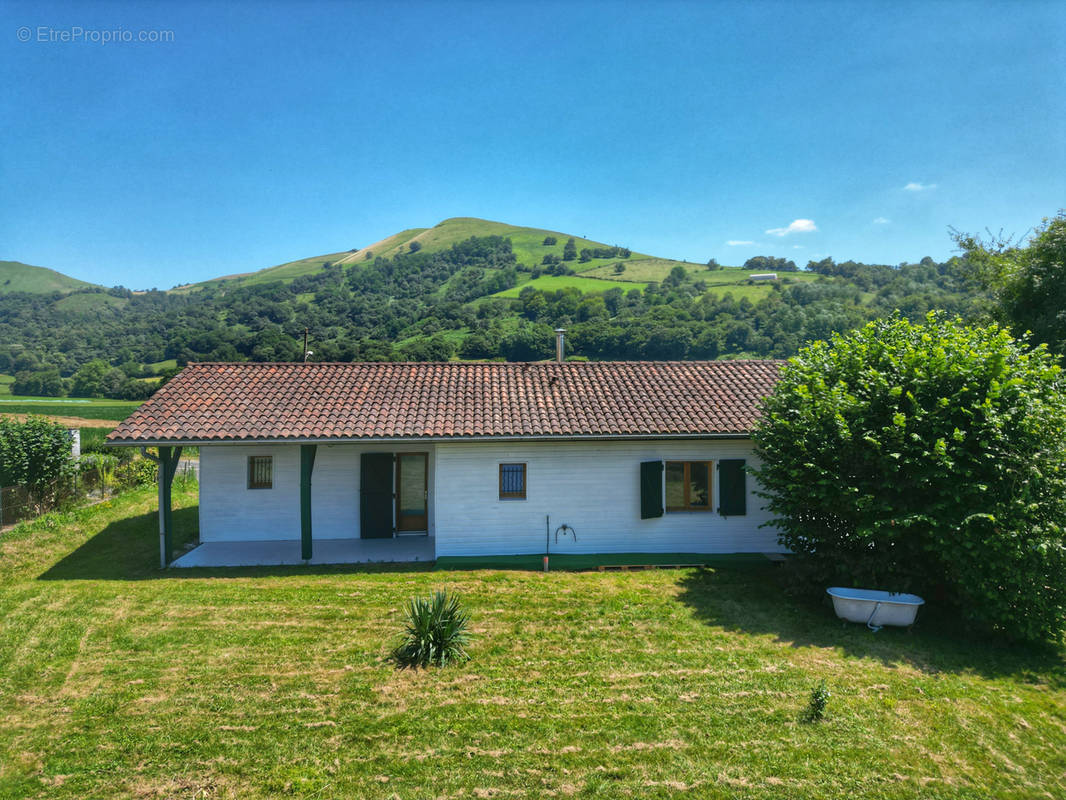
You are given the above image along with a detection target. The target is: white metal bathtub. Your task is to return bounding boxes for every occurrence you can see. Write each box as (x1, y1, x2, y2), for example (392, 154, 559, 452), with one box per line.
(826, 587, 925, 631)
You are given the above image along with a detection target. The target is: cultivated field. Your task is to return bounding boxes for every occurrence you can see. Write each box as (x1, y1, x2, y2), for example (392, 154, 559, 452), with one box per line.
(1, 487, 1063, 798)
(0, 394, 139, 425)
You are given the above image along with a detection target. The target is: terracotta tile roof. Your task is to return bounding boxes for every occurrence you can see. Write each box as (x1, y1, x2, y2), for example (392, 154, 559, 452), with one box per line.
(106, 361, 783, 443)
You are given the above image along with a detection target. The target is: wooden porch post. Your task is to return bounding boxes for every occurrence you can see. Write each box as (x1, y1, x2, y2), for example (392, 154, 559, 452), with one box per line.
(300, 445, 317, 561)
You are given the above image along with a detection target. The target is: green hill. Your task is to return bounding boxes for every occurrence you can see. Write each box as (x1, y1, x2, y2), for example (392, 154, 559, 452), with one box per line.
(174, 217, 696, 294)
(0, 261, 98, 295)
(170, 250, 359, 294)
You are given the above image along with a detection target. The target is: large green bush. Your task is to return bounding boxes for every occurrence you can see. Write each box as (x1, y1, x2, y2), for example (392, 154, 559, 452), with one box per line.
(753, 313, 1066, 643)
(0, 415, 76, 496)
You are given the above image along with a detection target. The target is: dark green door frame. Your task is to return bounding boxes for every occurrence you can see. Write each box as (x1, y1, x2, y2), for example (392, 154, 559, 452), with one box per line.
(300, 445, 317, 560)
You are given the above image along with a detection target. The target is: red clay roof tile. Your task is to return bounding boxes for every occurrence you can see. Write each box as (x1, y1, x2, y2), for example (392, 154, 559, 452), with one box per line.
(106, 361, 783, 443)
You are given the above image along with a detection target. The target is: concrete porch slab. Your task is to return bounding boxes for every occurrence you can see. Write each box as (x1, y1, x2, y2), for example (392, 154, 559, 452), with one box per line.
(171, 537, 435, 568)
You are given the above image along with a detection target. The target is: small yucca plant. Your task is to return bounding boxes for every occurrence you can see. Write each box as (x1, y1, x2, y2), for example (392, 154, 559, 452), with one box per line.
(393, 590, 472, 668)
(800, 679, 831, 723)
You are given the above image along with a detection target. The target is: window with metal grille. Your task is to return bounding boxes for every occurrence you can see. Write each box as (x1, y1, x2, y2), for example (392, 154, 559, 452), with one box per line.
(499, 463, 526, 500)
(247, 455, 273, 490)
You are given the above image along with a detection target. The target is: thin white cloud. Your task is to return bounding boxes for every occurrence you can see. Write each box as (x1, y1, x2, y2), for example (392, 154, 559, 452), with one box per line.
(873, 217, 891, 224)
(766, 218, 818, 237)
(726, 240, 754, 246)
(903, 182, 937, 192)
(792, 245, 803, 249)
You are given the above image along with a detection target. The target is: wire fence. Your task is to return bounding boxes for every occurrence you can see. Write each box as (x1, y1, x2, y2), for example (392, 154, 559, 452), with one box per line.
(0, 458, 199, 529)
(0, 474, 80, 527)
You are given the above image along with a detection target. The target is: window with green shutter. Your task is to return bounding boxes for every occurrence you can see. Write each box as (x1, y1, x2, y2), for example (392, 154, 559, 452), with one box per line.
(640, 460, 664, 519)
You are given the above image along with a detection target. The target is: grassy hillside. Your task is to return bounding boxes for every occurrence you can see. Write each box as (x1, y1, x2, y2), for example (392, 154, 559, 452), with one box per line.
(172, 250, 358, 293)
(0, 261, 97, 295)
(51, 292, 129, 313)
(0, 486, 1062, 798)
(175, 217, 697, 294)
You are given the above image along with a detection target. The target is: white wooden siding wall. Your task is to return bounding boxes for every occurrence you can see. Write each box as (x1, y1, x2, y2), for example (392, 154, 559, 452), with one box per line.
(433, 439, 781, 556)
(198, 444, 436, 542)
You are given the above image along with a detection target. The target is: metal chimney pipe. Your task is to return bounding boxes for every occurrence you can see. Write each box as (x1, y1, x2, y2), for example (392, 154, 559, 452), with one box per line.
(554, 328, 566, 363)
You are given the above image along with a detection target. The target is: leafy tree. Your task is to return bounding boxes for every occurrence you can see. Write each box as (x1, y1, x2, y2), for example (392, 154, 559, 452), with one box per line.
(70, 359, 110, 398)
(663, 265, 688, 288)
(11, 368, 65, 397)
(459, 332, 497, 360)
(562, 238, 578, 261)
(955, 211, 1066, 354)
(408, 241, 423, 253)
(501, 323, 552, 361)
(706, 258, 722, 270)
(542, 236, 557, 246)
(754, 313, 1066, 643)
(744, 255, 798, 272)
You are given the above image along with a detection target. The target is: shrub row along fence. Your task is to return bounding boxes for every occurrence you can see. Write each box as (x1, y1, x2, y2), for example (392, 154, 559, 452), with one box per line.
(0, 455, 197, 528)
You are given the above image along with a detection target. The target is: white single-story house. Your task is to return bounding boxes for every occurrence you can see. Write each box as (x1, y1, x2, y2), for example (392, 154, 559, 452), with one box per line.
(106, 357, 785, 567)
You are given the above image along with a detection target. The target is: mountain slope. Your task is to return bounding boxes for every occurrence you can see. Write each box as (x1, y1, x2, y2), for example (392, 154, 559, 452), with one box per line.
(0, 261, 98, 295)
(174, 217, 689, 293)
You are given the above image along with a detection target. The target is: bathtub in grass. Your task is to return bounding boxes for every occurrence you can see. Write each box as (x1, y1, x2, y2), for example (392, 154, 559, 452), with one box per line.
(826, 587, 925, 631)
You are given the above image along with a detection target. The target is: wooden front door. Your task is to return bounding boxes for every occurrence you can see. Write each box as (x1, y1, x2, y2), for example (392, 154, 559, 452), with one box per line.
(395, 453, 428, 532)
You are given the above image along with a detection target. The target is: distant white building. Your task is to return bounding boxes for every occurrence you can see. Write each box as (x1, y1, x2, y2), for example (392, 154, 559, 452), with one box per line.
(749, 273, 778, 281)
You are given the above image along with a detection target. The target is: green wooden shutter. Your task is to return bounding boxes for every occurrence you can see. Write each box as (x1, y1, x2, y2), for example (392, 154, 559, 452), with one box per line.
(360, 453, 395, 538)
(717, 459, 746, 516)
(640, 460, 664, 519)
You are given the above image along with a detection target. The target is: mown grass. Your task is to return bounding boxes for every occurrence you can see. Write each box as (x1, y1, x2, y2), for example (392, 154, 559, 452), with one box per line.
(1, 487, 1063, 798)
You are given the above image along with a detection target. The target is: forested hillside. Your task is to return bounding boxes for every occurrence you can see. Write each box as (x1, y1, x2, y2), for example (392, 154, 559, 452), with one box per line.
(1, 217, 991, 400)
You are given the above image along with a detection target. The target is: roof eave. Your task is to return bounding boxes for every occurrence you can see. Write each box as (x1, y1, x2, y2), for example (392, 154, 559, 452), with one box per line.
(105, 431, 754, 447)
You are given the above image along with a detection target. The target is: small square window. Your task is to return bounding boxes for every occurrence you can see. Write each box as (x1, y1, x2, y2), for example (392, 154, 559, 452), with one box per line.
(499, 463, 526, 500)
(248, 455, 273, 489)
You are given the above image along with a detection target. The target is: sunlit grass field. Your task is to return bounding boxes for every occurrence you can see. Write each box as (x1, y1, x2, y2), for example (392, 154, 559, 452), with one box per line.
(1, 487, 1062, 798)
(0, 394, 140, 422)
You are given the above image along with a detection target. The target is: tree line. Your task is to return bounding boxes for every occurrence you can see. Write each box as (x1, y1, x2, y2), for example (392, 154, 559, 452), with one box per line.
(2, 213, 1061, 400)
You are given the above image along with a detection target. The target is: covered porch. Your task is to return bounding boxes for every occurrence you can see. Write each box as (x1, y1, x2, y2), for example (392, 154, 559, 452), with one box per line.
(171, 535, 436, 568)
(145, 442, 436, 568)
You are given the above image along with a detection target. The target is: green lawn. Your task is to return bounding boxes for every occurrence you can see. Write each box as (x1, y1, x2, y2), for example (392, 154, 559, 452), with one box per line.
(1, 487, 1063, 798)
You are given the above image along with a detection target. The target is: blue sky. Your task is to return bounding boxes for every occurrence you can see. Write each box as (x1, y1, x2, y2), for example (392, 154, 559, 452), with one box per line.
(2, 0, 1063, 288)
